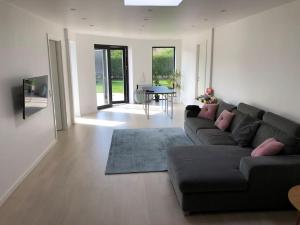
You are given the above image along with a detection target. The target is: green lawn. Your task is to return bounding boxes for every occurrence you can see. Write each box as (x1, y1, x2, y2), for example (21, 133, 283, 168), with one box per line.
(96, 79, 171, 94)
(153, 79, 173, 88)
(157, 79, 169, 87)
(96, 80, 124, 93)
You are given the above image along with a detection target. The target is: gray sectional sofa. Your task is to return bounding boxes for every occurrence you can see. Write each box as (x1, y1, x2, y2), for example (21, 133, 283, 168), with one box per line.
(167, 101, 300, 214)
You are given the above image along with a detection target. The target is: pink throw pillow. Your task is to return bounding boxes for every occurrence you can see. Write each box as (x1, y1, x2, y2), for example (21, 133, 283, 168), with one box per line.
(198, 104, 218, 121)
(251, 138, 284, 157)
(215, 110, 235, 131)
(251, 138, 275, 156)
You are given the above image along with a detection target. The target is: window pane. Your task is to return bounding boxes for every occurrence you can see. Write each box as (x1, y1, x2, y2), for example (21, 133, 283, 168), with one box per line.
(110, 49, 125, 102)
(152, 47, 175, 87)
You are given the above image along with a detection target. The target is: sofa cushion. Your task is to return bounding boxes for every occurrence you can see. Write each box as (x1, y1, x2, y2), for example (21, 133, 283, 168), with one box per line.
(216, 100, 236, 119)
(263, 112, 300, 138)
(184, 118, 216, 133)
(238, 103, 265, 120)
(198, 104, 218, 121)
(252, 123, 299, 155)
(167, 146, 250, 194)
(196, 129, 237, 145)
(232, 115, 261, 147)
(184, 123, 204, 145)
(215, 110, 235, 131)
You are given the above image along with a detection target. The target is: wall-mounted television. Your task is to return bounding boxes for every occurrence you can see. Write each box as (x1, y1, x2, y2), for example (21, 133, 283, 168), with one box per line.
(23, 75, 49, 119)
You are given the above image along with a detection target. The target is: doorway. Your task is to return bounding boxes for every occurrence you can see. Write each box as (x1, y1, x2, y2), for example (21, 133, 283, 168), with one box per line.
(49, 40, 65, 131)
(94, 44, 129, 109)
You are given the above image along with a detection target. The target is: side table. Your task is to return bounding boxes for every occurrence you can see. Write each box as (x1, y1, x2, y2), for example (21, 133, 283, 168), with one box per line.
(288, 185, 300, 225)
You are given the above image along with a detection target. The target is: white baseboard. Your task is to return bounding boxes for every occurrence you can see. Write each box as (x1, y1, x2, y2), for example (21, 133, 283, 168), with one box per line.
(0, 139, 57, 207)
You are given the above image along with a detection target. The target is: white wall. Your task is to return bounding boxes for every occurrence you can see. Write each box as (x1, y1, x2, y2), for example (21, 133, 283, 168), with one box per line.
(212, 0, 300, 122)
(69, 41, 81, 117)
(75, 34, 181, 115)
(0, 2, 69, 204)
(181, 30, 213, 105)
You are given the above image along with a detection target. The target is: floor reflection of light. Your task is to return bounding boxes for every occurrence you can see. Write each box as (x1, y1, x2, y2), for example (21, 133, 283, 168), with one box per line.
(104, 104, 164, 116)
(75, 117, 126, 127)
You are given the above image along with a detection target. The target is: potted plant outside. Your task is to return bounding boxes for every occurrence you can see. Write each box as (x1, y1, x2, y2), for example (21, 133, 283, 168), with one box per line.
(153, 73, 160, 102)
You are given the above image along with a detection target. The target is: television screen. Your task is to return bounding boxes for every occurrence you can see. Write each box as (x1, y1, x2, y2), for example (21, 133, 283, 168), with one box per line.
(23, 75, 48, 119)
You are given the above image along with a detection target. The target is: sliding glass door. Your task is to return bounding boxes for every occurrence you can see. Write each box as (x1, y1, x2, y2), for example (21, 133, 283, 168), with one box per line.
(110, 49, 126, 102)
(95, 48, 110, 108)
(94, 45, 129, 109)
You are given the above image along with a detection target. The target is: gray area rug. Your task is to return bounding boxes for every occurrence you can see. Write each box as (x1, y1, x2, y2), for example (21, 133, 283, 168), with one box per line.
(105, 128, 193, 175)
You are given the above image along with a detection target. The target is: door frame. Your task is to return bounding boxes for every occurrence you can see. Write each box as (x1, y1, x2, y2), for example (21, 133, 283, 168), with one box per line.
(46, 34, 68, 134)
(94, 44, 129, 110)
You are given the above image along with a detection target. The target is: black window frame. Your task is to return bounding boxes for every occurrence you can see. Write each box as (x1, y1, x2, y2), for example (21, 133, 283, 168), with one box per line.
(94, 44, 129, 110)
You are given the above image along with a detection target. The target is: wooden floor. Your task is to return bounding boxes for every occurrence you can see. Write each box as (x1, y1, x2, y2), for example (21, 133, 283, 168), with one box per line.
(0, 104, 296, 225)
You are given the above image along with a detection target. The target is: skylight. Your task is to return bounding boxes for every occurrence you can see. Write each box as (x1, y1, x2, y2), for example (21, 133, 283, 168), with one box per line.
(124, 0, 183, 6)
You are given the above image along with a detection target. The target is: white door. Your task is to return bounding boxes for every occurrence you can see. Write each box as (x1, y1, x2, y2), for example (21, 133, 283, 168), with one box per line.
(49, 40, 63, 131)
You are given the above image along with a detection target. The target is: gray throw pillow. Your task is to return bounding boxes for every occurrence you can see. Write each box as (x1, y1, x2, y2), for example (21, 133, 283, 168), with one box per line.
(232, 115, 261, 147)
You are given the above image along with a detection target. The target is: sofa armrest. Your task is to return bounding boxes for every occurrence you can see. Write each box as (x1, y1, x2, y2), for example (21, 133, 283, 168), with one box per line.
(239, 156, 300, 190)
(185, 105, 201, 119)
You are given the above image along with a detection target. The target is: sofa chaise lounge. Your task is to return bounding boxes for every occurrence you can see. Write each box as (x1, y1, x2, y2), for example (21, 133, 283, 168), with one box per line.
(167, 101, 300, 214)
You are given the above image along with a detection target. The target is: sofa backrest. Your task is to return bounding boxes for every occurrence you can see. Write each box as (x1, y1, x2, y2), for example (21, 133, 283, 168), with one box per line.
(263, 112, 300, 138)
(251, 112, 300, 155)
(237, 103, 265, 120)
(216, 100, 236, 119)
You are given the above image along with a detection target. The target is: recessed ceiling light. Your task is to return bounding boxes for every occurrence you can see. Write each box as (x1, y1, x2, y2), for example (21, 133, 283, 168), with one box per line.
(70, 8, 77, 11)
(124, 0, 183, 6)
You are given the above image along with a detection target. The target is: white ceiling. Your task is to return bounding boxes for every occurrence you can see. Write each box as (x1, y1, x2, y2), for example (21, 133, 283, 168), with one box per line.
(5, 0, 295, 39)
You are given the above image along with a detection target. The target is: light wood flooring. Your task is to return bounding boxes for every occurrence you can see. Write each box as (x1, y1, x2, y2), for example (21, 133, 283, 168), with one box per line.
(0, 104, 297, 225)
